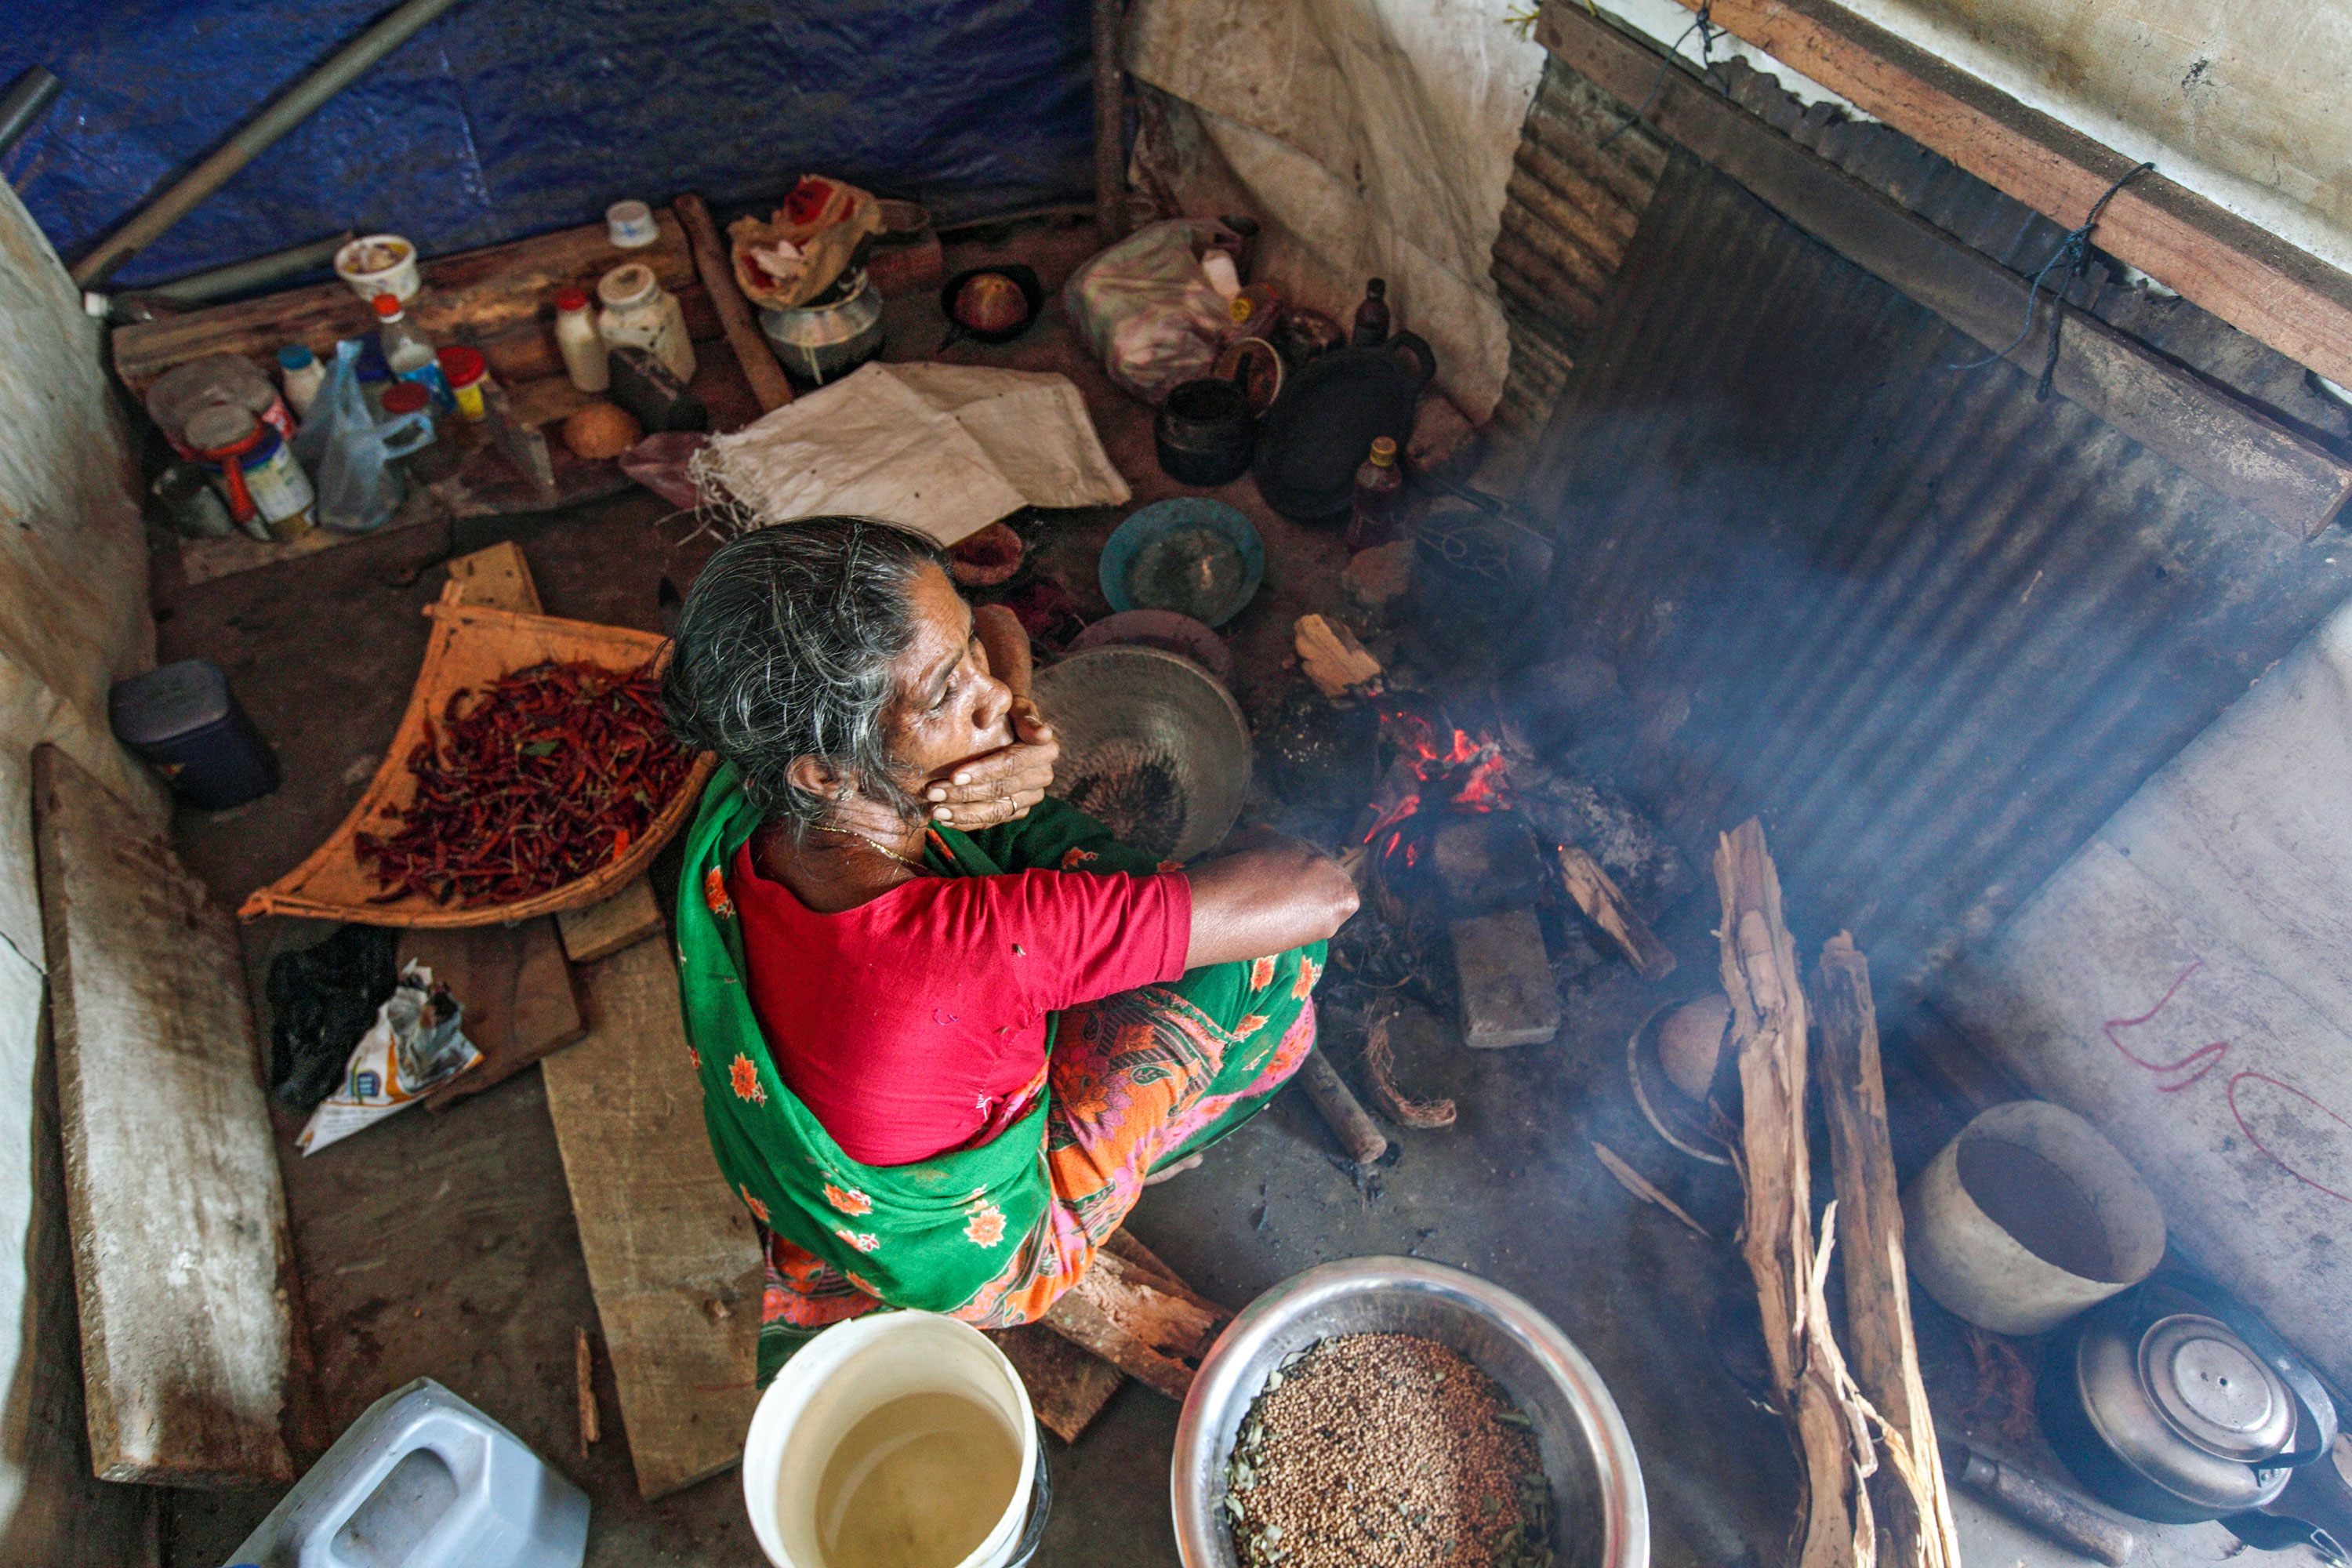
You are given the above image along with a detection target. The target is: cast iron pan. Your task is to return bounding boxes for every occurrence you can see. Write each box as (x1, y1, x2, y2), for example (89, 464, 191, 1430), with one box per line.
(1251, 336, 1436, 523)
(938, 263, 1045, 350)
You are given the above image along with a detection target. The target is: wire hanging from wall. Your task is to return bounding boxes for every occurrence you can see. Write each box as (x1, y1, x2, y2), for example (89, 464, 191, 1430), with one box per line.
(1600, 2, 1724, 151)
(1948, 161, 2156, 398)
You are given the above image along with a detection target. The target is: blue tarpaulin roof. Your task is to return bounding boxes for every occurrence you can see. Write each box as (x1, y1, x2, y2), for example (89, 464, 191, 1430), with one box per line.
(3, 0, 1096, 286)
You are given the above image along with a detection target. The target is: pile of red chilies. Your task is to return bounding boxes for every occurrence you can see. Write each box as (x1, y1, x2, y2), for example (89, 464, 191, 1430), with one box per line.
(356, 659, 695, 906)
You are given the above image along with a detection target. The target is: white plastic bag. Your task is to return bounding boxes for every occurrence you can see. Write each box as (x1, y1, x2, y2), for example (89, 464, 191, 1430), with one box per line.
(292, 339, 431, 532)
(297, 961, 479, 1153)
(1062, 219, 1240, 403)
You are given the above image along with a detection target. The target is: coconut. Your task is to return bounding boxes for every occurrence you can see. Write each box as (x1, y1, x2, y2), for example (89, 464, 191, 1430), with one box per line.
(953, 272, 1029, 335)
(1657, 993, 1732, 1101)
(561, 402, 641, 461)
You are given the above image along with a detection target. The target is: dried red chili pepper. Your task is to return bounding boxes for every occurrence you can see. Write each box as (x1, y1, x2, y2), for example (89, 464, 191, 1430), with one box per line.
(355, 659, 695, 907)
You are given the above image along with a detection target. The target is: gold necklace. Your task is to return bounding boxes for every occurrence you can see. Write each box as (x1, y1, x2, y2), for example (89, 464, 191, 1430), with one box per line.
(808, 824, 929, 874)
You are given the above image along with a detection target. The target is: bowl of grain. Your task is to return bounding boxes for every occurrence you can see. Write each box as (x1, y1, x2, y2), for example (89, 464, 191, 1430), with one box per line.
(1173, 1258, 1647, 1568)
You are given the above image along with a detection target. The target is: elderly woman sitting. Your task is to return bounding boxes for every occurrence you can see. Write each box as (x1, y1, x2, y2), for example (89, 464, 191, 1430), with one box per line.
(664, 517, 1356, 1380)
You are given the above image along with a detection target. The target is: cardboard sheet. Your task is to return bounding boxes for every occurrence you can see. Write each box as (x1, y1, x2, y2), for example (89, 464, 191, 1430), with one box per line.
(693, 363, 1130, 546)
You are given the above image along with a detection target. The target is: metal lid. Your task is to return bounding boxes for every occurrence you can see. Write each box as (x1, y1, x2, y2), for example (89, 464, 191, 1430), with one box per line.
(2141, 1314, 2296, 1462)
(183, 403, 259, 453)
(597, 262, 657, 309)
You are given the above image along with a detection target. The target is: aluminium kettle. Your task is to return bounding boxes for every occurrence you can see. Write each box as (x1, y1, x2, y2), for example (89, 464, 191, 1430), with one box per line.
(2040, 1277, 2338, 1531)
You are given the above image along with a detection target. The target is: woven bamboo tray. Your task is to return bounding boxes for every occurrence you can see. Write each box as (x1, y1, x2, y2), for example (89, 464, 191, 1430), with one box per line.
(239, 590, 714, 927)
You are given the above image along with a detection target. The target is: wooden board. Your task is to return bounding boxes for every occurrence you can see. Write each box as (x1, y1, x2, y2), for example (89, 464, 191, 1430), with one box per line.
(540, 935, 763, 1500)
(401, 918, 587, 1112)
(31, 746, 296, 1486)
(988, 1323, 1127, 1444)
(1636, 0, 2352, 395)
(1040, 1247, 1230, 1401)
(1537, 2, 2352, 539)
(445, 539, 543, 613)
(557, 877, 665, 964)
(111, 212, 699, 399)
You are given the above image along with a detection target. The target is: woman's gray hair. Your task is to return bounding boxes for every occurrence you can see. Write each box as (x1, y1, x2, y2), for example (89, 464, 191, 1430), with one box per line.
(662, 517, 949, 832)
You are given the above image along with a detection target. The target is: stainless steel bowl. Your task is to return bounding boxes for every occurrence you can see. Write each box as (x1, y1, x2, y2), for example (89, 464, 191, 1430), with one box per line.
(1031, 645, 1249, 863)
(1172, 1258, 1650, 1568)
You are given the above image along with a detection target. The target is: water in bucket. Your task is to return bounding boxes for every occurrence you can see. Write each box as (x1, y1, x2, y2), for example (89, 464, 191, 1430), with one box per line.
(744, 1311, 1041, 1568)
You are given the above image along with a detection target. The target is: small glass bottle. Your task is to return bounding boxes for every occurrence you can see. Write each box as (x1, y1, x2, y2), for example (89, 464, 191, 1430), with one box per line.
(554, 285, 609, 393)
(1351, 278, 1391, 347)
(1347, 436, 1404, 550)
(596, 263, 696, 384)
(277, 343, 326, 419)
(374, 293, 452, 408)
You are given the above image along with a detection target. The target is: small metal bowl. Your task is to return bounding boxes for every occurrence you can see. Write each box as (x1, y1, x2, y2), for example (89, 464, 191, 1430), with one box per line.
(1172, 1258, 1649, 1568)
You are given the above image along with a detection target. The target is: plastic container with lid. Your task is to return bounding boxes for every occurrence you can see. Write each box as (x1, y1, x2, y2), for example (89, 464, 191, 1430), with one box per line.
(109, 659, 280, 811)
(436, 345, 491, 422)
(605, 198, 660, 249)
(554, 285, 609, 393)
(145, 354, 296, 459)
(336, 233, 421, 303)
(277, 343, 326, 419)
(380, 382, 461, 485)
(185, 403, 314, 541)
(596, 263, 695, 384)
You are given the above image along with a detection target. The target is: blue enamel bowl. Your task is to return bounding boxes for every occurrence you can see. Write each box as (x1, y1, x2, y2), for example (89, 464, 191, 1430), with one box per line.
(1098, 498, 1265, 629)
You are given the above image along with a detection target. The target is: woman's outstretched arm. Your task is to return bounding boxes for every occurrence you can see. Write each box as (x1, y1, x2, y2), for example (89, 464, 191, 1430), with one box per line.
(1182, 835, 1359, 968)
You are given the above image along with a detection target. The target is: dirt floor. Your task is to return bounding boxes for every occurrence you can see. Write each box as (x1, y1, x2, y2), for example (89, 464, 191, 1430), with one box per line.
(147, 220, 2307, 1568)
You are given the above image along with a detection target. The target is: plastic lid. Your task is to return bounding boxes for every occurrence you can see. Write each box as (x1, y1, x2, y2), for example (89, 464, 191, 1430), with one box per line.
(372, 292, 404, 320)
(554, 285, 589, 312)
(277, 343, 317, 370)
(1369, 436, 1398, 464)
(110, 659, 231, 745)
(1229, 296, 1252, 324)
(183, 403, 259, 452)
(380, 382, 430, 415)
(597, 263, 656, 309)
(436, 344, 486, 385)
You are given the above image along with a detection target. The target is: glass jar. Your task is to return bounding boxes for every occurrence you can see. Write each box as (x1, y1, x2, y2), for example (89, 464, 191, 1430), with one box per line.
(596, 263, 696, 384)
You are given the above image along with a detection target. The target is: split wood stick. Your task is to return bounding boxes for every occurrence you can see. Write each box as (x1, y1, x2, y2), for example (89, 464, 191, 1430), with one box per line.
(1043, 1250, 1228, 1401)
(675, 192, 794, 413)
(1294, 614, 1383, 699)
(1297, 1048, 1390, 1165)
(576, 1327, 600, 1454)
(1591, 1140, 1709, 1238)
(1715, 819, 1871, 1568)
(1817, 934, 1962, 1568)
(1555, 844, 1677, 981)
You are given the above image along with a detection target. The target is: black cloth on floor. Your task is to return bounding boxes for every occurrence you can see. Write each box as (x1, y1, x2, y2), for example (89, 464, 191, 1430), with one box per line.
(265, 924, 397, 1111)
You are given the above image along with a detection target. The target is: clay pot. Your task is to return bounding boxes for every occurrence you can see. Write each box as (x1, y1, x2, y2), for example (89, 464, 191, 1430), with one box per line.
(949, 521, 1025, 588)
(1154, 377, 1255, 488)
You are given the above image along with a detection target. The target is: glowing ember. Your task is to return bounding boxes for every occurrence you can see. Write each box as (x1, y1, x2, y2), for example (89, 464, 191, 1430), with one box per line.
(1363, 710, 1514, 884)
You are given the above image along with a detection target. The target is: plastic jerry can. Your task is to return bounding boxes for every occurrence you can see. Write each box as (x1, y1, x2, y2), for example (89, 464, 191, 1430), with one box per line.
(109, 659, 281, 811)
(226, 1378, 589, 1568)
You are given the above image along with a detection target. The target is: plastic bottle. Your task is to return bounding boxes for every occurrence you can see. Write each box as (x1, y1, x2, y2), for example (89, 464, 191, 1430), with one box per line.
(1346, 435, 1404, 550)
(1351, 278, 1392, 347)
(277, 343, 326, 419)
(436, 346, 492, 422)
(596, 263, 696, 384)
(375, 293, 453, 408)
(554, 286, 609, 393)
(185, 404, 315, 542)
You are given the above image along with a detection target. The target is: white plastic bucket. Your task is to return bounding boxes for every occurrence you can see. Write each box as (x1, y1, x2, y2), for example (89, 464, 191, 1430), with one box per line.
(337, 233, 423, 303)
(743, 1311, 1038, 1568)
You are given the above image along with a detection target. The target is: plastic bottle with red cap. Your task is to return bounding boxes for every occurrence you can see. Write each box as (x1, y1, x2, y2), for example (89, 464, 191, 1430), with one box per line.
(373, 292, 452, 409)
(553, 285, 608, 393)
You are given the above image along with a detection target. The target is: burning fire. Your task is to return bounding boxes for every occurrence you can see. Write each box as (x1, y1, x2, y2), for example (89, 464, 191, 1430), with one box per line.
(1363, 711, 1512, 873)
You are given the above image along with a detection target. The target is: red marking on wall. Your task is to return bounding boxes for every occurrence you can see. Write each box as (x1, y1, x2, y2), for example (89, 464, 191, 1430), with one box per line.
(2103, 960, 2230, 1091)
(2227, 1072, 2352, 1204)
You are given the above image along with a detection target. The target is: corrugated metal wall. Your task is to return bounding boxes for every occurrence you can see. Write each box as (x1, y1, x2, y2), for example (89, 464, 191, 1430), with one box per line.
(1488, 62, 1668, 445)
(1502, 66, 2352, 1009)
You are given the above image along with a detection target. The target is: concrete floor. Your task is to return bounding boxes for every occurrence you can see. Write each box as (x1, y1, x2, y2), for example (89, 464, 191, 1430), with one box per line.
(149, 221, 2309, 1568)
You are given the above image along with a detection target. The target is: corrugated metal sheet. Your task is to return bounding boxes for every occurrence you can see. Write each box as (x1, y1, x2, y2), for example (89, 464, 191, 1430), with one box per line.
(1489, 60, 1668, 444)
(1515, 145, 2352, 1008)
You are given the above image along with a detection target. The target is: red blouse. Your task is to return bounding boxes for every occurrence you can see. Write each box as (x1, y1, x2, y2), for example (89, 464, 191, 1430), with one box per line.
(728, 843, 1192, 1167)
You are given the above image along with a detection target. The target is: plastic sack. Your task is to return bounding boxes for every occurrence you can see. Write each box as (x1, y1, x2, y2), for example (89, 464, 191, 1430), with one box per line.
(298, 960, 479, 1155)
(729, 176, 886, 310)
(292, 339, 431, 532)
(1063, 219, 1243, 404)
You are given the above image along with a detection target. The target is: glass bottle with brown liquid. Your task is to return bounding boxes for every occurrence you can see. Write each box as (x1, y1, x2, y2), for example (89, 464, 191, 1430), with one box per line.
(1348, 436, 1405, 550)
(1351, 278, 1391, 347)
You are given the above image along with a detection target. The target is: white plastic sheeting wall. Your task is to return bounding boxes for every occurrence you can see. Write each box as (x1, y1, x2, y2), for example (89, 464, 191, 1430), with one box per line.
(0, 177, 163, 1562)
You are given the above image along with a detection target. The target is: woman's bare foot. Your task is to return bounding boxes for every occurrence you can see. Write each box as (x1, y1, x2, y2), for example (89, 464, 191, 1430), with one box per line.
(1143, 1152, 1203, 1185)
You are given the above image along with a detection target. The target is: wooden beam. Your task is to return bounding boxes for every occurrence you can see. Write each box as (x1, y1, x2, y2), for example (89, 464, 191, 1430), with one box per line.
(1816, 934, 1962, 1568)
(33, 747, 296, 1486)
(541, 937, 762, 1499)
(556, 877, 665, 965)
(1642, 0, 2352, 397)
(676, 193, 796, 414)
(1536, 2, 2352, 539)
(1041, 1248, 1229, 1402)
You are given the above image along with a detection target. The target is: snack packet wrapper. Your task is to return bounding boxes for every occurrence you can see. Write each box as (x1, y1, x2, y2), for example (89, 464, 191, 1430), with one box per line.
(298, 960, 479, 1154)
